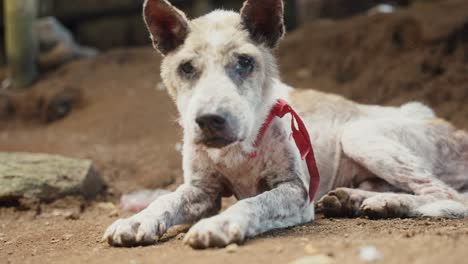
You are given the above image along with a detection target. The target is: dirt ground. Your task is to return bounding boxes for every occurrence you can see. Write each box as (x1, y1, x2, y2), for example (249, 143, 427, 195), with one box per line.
(1, 0, 468, 263)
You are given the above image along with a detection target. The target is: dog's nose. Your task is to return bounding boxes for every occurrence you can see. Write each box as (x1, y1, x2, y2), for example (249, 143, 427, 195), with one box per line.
(195, 114, 226, 132)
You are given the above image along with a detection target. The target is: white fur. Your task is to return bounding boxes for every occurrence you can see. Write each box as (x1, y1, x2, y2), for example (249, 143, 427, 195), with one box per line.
(416, 200, 468, 218)
(103, 0, 468, 249)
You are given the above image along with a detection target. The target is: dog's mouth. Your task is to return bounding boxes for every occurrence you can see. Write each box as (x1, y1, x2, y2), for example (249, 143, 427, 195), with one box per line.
(198, 137, 237, 148)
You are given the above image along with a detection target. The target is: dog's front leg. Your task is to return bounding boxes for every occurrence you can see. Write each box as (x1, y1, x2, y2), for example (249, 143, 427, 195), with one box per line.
(103, 183, 221, 247)
(184, 180, 310, 248)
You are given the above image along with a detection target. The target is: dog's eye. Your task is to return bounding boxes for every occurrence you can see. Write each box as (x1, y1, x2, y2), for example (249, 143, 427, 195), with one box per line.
(235, 55, 255, 77)
(179, 61, 196, 77)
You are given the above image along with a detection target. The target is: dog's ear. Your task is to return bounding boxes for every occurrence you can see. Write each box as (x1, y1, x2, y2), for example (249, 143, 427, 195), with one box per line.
(240, 0, 285, 48)
(143, 0, 189, 55)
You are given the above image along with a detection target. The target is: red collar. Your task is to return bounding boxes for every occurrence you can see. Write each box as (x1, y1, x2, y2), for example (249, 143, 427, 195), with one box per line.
(249, 99, 320, 202)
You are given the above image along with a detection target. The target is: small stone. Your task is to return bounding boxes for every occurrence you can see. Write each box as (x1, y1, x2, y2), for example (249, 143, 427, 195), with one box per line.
(404, 231, 416, 238)
(289, 255, 333, 264)
(226, 243, 239, 253)
(108, 209, 119, 217)
(359, 246, 383, 262)
(63, 234, 73, 241)
(96, 202, 117, 211)
(159, 225, 190, 242)
(51, 238, 60, 244)
(304, 244, 320, 255)
(64, 211, 80, 220)
(296, 68, 311, 79)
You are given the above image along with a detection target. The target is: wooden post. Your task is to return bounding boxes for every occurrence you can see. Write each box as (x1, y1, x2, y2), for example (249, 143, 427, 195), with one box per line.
(4, 0, 39, 88)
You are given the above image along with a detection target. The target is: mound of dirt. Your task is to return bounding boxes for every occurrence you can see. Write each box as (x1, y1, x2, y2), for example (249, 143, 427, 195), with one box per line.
(278, 0, 468, 129)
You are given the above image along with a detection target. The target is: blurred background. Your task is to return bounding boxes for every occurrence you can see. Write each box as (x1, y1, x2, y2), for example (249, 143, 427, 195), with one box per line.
(0, 0, 422, 59)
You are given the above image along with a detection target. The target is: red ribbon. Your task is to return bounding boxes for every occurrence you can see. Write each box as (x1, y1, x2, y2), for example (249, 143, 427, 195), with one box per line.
(249, 99, 320, 202)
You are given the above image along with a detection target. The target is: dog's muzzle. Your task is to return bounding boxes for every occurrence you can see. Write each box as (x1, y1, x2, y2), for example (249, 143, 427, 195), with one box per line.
(195, 113, 236, 148)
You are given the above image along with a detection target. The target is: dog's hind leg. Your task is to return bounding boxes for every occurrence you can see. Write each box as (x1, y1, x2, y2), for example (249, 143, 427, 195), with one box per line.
(317, 187, 377, 217)
(339, 119, 467, 218)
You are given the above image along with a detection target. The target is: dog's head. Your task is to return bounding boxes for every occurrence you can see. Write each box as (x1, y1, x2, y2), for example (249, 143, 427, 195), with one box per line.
(144, 0, 285, 150)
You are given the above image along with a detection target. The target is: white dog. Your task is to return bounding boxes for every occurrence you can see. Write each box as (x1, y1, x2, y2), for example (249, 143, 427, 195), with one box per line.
(103, 0, 468, 249)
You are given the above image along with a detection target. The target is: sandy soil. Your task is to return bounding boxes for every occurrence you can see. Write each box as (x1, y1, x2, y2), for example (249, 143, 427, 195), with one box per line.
(1, 206, 467, 264)
(0, 0, 467, 263)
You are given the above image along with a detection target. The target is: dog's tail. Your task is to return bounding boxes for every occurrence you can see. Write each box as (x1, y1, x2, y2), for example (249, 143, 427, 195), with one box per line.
(415, 198, 468, 218)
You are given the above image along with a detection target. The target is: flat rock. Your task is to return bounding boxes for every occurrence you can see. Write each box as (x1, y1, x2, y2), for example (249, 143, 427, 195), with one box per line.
(0, 152, 103, 202)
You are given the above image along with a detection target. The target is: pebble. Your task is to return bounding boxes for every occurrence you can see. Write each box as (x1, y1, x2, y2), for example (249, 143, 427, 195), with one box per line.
(304, 244, 320, 255)
(404, 231, 416, 238)
(296, 68, 311, 79)
(289, 255, 334, 264)
(226, 243, 239, 253)
(63, 234, 73, 241)
(359, 246, 383, 262)
(51, 238, 60, 244)
(96, 202, 117, 211)
(108, 209, 119, 217)
(64, 211, 80, 220)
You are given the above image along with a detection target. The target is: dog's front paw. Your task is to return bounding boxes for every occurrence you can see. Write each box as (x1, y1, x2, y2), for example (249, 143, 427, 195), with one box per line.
(316, 188, 364, 218)
(361, 194, 409, 219)
(183, 216, 246, 249)
(102, 213, 167, 247)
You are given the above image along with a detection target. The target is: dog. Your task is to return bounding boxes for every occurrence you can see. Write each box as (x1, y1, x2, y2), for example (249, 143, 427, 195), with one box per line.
(102, 0, 468, 249)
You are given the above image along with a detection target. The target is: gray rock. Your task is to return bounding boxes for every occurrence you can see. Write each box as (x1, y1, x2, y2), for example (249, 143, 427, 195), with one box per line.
(0, 153, 104, 202)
